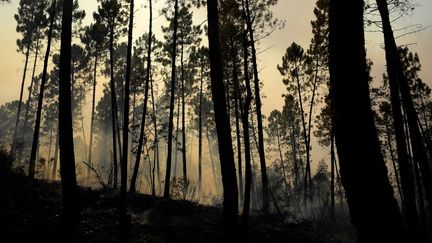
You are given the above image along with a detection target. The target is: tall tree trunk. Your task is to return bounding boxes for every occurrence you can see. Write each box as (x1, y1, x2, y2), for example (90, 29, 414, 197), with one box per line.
(198, 64, 204, 193)
(330, 122, 335, 218)
(375, 1, 421, 240)
(120, 0, 134, 237)
(19, 38, 41, 163)
(232, 45, 244, 204)
(58, 0, 80, 224)
(150, 65, 160, 195)
(174, 95, 181, 178)
(181, 42, 187, 188)
(206, 0, 239, 227)
(385, 120, 404, 206)
(328, 0, 406, 241)
(241, 31, 253, 227)
(10, 43, 31, 164)
(243, 0, 269, 211)
(88, 51, 98, 176)
(28, 0, 56, 179)
(109, 20, 119, 189)
(164, 0, 179, 198)
(130, 0, 153, 193)
(376, 0, 432, 234)
(207, 131, 219, 194)
(47, 128, 53, 179)
(52, 125, 59, 180)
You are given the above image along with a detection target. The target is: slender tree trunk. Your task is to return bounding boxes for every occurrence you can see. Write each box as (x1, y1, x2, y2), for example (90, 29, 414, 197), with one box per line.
(150, 64, 160, 195)
(58, 0, 79, 224)
(207, 0, 239, 227)
(375, 1, 421, 240)
(330, 122, 335, 218)
(10, 43, 31, 164)
(328, 0, 406, 241)
(180, 42, 187, 188)
(385, 121, 404, 206)
(120, 0, 134, 237)
(88, 51, 98, 176)
(47, 128, 53, 179)
(28, 0, 56, 179)
(164, 0, 179, 198)
(207, 131, 219, 194)
(19, 38, 41, 163)
(243, 0, 269, 212)
(52, 125, 59, 180)
(198, 64, 204, 192)
(109, 20, 119, 189)
(130, 0, 153, 193)
(174, 95, 181, 179)
(231, 46, 244, 204)
(376, 0, 432, 234)
(241, 31, 253, 227)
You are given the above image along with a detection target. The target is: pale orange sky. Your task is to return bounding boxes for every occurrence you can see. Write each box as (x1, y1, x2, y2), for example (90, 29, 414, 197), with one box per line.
(0, 0, 431, 165)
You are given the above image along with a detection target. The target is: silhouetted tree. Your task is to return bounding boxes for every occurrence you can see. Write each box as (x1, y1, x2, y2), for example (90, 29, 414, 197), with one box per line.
(328, 0, 406, 241)
(58, 0, 80, 224)
(207, 0, 239, 228)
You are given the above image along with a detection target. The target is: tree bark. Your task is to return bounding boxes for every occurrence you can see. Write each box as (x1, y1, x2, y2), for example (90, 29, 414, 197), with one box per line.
(241, 31, 253, 227)
(10, 43, 31, 164)
(374, 1, 421, 240)
(243, 0, 269, 211)
(88, 50, 98, 176)
(19, 38, 41, 164)
(180, 41, 187, 188)
(130, 0, 153, 193)
(164, 0, 179, 198)
(109, 19, 119, 189)
(58, 0, 80, 224)
(328, 0, 406, 241)
(207, 0, 239, 228)
(29, 0, 56, 179)
(120, 0, 134, 237)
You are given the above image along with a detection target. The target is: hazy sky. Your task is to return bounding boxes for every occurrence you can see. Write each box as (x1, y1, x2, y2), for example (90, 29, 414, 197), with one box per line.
(0, 0, 431, 165)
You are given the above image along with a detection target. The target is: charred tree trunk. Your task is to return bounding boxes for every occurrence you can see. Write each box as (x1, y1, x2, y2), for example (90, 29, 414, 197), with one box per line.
(376, 0, 432, 235)
(19, 37, 41, 164)
(328, 0, 406, 241)
(243, 0, 269, 211)
(375, 0, 422, 240)
(120, 0, 134, 237)
(28, 0, 56, 179)
(207, 0, 239, 227)
(232, 46, 244, 204)
(58, 0, 80, 224)
(130, 0, 153, 193)
(198, 63, 204, 192)
(164, 0, 179, 198)
(241, 31, 253, 227)
(52, 125, 59, 180)
(88, 49, 98, 176)
(109, 19, 119, 189)
(180, 41, 187, 187)
(10, 43, 31, 164)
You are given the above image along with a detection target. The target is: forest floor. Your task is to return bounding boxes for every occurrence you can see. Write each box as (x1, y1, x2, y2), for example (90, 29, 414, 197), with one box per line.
(0, 168, 352, 243)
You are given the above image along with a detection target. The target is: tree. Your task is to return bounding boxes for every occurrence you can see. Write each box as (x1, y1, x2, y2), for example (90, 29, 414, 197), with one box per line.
(206, 0, 239, 228)
(58, 0, 80, 224)
(10, 0, 46, 164)
(328, 0, 406, 241)
(94, 0, 128, 188)
(130, 0, 154, 194)
(163, 0, 180, 198)
(119, 0, 134, 237)
(81, 22, 107, 175)
(28, 0, 57, 179)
